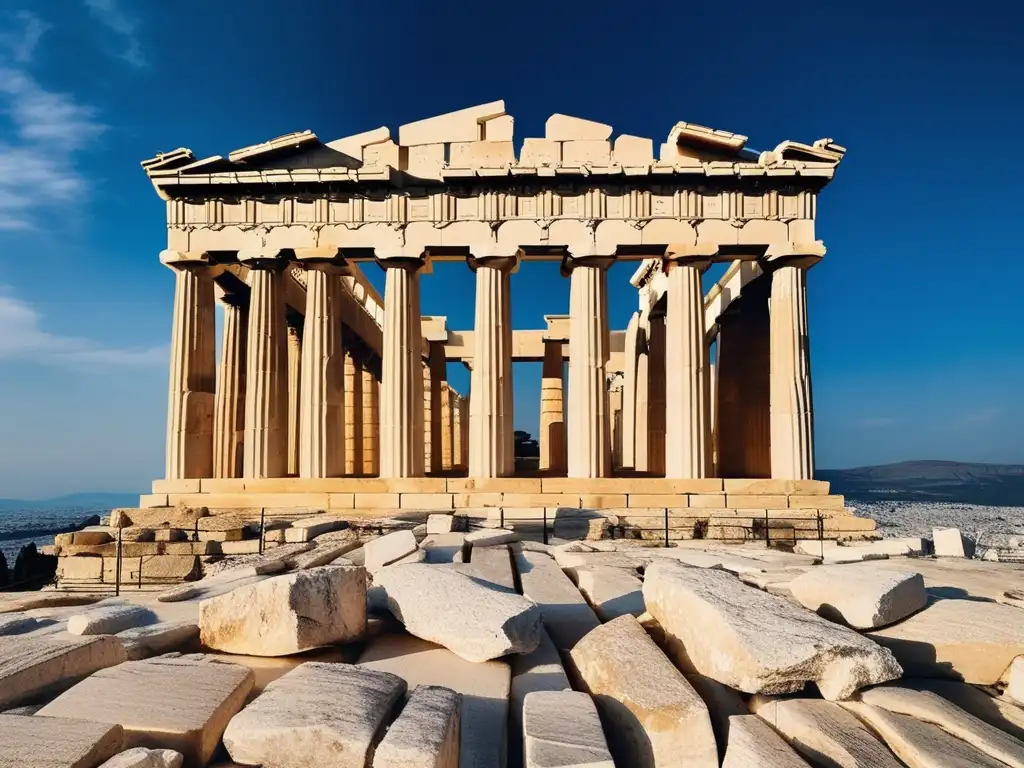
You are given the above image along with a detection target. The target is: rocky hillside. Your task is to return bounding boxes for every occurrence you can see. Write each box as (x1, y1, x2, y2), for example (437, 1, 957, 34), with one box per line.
(818, 461, 1024, 506)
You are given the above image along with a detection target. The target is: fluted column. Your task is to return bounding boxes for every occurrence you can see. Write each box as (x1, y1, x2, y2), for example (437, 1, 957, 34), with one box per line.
(565, 252, 614, 478)
(361, 366, 379, 475)
(634, 323, 651, 472)
(768, 245, 822, 480)
(620, 312, 641, 469)
(539, 339, 565, 473)
(213, 289, 248, 478)
(378, 256, 426, 477)
(298, 251, 346, 478)
(647, 312, 667, 476)
(427, 342, 447, 474)
(440, 384, 454, 470)
(664, 251, 711, 479)
(344, 351, 364, 475)
(162, 250, 216, 480)
(422, 363, 433, 472)
(286, 321, 302, 476)
(452, 392, 465, 470)
(468, 253, 518, 478)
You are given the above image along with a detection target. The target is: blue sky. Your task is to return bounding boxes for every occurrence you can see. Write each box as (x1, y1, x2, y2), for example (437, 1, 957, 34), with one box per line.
(0, 0, 1021, 498)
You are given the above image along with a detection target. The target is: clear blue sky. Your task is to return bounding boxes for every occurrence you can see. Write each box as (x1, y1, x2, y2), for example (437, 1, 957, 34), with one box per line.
(0, 0, 1021, 498)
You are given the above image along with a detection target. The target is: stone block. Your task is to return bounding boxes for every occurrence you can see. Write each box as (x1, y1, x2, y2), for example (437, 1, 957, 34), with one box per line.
(0, 714, 123, 768)
(561, 140, 611, 166)
(72, 530, 114, 546)
(326, 492, 355, 509)
(354, 493, 401, 509)
(514, 548, 600, 652)
(419, 533, 467, 563)
(453, 492, 502, 508)
(544, 478, 724, 494)
(216, 540, 262, 555)
(117, 622, 199, 661)
(152, 529, 186, 542)
(933, 527, 976, 557)
(97, 748, 184, 768)
(39, 656, 253, 766)
(790, 493, 845, 508)
(519, 138, 560, 167)
(789, 565, 927, 629)
(373, 684, 461, 768)
(152, 479, 202, 494)
(572, 565, 645, 622)
(509, 630, 571, 766)
(142, 555, 200, 581)
(723, 479, 830, 495)
(464, 527, 519, 549)
(446, 477, 542, 493)
(578, 494, 627, 508)
(197, 529, 244, 542)
(405, 143, 445, 179)
(449, 140, 515, 168)
(721, 714, 808, 768)
(523, 691, 614, 768)
(454, 545, 516, 593)
(283, 514, 346, 543)
(612, 134, 654, 166)
(628, 494, 689, 508)
(427, 514, 455, 534)
(1006, 657, 1024, 706)
(400, 493, 454, 510)
(570, 615, 717, 767)
(223, 662, 405, 768)
(501, 493, 581, 508)
(726, 494, 788, 509)
(364, 530, 419, 572)
(398, 100, 505, 145)
(689, 494, 727, 509)
(0, 634, 127, 709)
(138, 495, 169, 508)
(545, 114, 612, 141)
(199, 566, 367, 656)
(68, 604, 155, 636)
(59, 556, 104, 581)
(907, 678, 1024, 741)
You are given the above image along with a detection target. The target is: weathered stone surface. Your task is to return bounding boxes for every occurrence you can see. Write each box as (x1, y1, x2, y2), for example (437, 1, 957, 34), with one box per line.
(571, 565, 645, 622)
(0, 633, 126, 709)
(419, 533, 467, 564)
(840, 700, 1008, 768)
(749, 695, 902, 768)
(427, 514, 455, 534)
(858, 684, 1024, 768)
(283, 514, 346, 543)
(373, 684, 461, 768)
(359, 632, 511, 768)
(643, 561, 902, 700)
(37, 656, 253, 766)
(117, 622, 199, 661)
(68, 604, 156, 636)
(288, 540, 363, 570)
(868, 598, 1024, 684)
(523, 691, 614, 768)
(58, 556, 105, 581)
(364, 530, 419, 571)
(514, 548, 600, 652)
(157, 567, 270, 603)
(0, 714, 123, 768)
(569, 615, 717, 768)
(933, 527, 975, 558)
(464, 527, 519, 549)
(721, 714, 809, 768)
(1005, 656, 1024, 706)
(374, 563, 541, 662)
(789, 565, 927, 629)
(223, 662, 405, 768)
(200, 565, 367, 656)
(908, 677, 1024, 741)
(510, 630, 572, 767)
(97, 748, 184, 768)
(0, 613, 37, 635)
(685, 674, 748, 762)
(453, 545, 515, 593)
(0, 592, 103, 614)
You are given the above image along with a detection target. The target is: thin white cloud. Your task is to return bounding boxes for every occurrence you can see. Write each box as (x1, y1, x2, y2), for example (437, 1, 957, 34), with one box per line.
(0, 288, 167, 368)
(83, 0, 146, 69)
(0, 11, 49, 63)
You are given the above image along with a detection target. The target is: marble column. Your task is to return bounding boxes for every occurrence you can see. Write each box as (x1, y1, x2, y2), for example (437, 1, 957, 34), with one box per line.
(428, 341, 447, 474)
(452, 392, 465, 470)
(539, 339, 565, 473)
(440, 384, 454, 471)
(239, 249, 288, 478)
(620, 312, 641, 469)
(298, 253, 346, 478)
(468, 253, 517, 478)
(646, 311, 667, 476)
(162, 250, 216, 480)
(286, 322, 302, 476)
(361, 366, 379, 476)
(422, 363, 432, 473)
(633, 323, 651, 472)
(344, 351, 364, 476)
(768, 247, 821, 480)
(565, 253, 613, 478)
(213, 289, 247, 479)
(663, 252, 711, 479)
(378, 256, 426, 478)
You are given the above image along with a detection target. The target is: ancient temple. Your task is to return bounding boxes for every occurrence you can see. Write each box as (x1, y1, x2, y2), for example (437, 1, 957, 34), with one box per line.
(140, 100, 866, 535)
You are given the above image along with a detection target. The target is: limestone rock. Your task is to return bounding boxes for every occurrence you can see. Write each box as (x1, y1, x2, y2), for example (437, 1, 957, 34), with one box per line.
(907, 677, 1024, 741)
(223, 662, 406, 768)
(933, 527, 975, 558)
(0, 633, 126, 709)
(116, 622, 199, 661)
(571, 565, 645, 622)
(510, 631, 572, 767)
(157, 567, 270, 603)
(0, 592, 103, 614)
(789, 565, 927, 629)
(68, 604, 156, 636)
(514, 548, 600, 652)
(522, 691, 614, 768)
(453, 545, 515, 593)
(749, 695, 903, 767)
(464, 527, 519, 549)
(98, 748, 184, 768)
(721, 714, 809, 768)
(868, 598, 1024, 684)
(373, 684, 461, 768)
(37, 656, 253, 766)
(0, 714, 123, 768)
(685, 674, 748, 762)
(0, 613, 37, 636)
(858, 683, 1024, 768)
(284, 514, 346, 543)
(569, 615, 718, 768)
(364, 530, 419, 571)
(1005, 656, 1024, 706)
(199, 565, 367, 656)
(643, 561, 902, 700)
(840, 700, 1008, 768)
(374, 563, 542, 662)
(420, 533, 467, 563)
(427, 514, 455, 534)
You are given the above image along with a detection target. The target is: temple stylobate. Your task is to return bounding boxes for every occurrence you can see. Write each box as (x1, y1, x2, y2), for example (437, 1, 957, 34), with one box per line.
(141, 100, 865, 535)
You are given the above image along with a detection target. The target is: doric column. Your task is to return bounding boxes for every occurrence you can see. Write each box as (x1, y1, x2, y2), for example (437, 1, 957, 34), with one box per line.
(286, 320, 302, 476)
(633, 322, 651, 472)
(162, 250, 216, 480)
(467, 252, 518, 478)
(452, 392, 465, 470)
(297, 250, 346, 478)
(768, 244, 823, 480)
(361, 366, 379, 476)
(427, 341, 447, 474)
(647, 311, 667, 476)
(565, 251, 614, 478)
(539, 339, 565, 473)
(344, 351, 364, 475)
(378, 255, 426, 478)
(620, 312, 641, 469)
(663, 249, 712, 479)
(213, 289, 248, 479)
(239, 249, 289, 478)
(422, 363, 432, 472)
(440, 384, 454, 471)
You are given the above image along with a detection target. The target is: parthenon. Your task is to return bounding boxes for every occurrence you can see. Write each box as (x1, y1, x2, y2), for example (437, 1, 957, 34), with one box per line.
(140, 100, 863, 531)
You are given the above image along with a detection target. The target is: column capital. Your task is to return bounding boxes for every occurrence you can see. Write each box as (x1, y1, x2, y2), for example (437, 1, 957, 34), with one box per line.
(560, 248, 615, 277)
(763, 241, 825, 270)
(295, 247, 347, 273)
(238, 248, 291, 270)
(664, 242, 716, 272)
(467, 251, 519, 274)
(375, 253, 428, 273)
(160, 250, 212, 270)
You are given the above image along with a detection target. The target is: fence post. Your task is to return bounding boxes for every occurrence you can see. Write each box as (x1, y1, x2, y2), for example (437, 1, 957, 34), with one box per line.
(818, 513, 825, 560)
(258, 508, 266, 555)
(765, 510, 771, 549)
(542, 508, 548, 545)
(115, 526, 122, 597)
(500, 507, 505, 530)
(664, 508, 670, 548)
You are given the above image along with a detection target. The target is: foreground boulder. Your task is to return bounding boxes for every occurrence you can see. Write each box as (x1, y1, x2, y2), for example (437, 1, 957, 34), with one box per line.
(98, 748, 184, 768)
(223, 662, 405, 768)
(364, 530, 419, 571)
(643, 562, 902, 700)
(522, 691, 614, 768)
(514, 548, 601, 652)
(721, 714, 808, 768)
(905, 677, 1024, 741)
(788, 565, 927, 629)
(68, 604, 155, 636)
(0, 633, 126, 709)
(373, 684, 461, 768)
(1006, 657, 1024, 706)
(374, 563, 542, 662)
(199, 565, 366, 656)
(868, 598, 1024, 684)
(569, 615, 718, 767)
(0, 714, 123, 768)
(116, 622, 199, 661)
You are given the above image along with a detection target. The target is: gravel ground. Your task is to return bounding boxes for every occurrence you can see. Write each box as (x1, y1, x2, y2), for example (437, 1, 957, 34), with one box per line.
(851, 499, 1024, 549)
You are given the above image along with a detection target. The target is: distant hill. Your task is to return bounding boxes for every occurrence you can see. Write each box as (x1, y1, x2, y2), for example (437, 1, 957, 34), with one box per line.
(0, 492, 139, 511)
(817, 461, 1024, 506)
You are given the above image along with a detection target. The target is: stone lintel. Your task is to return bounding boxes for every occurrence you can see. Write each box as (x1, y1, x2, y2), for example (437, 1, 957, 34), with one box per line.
(763, 240, 826, 270)
(421, 315, 449, 342)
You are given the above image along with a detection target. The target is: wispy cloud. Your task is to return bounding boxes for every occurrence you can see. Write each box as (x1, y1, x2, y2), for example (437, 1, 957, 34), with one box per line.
(0, 288, 166, 368)
(0, 11, 49, 63)
(83, 0, 146, 69)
